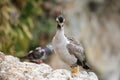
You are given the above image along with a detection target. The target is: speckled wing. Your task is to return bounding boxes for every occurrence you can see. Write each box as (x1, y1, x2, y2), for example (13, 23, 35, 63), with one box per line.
(66, 36, 86, 62)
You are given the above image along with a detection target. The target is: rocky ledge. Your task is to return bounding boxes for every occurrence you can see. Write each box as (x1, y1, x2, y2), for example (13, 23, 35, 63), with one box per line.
(0, 52, 98, 80)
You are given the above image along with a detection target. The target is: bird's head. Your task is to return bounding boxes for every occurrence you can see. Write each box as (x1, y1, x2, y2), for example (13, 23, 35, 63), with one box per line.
(56, 14, 65, 29)
(27, 47, 46, 61)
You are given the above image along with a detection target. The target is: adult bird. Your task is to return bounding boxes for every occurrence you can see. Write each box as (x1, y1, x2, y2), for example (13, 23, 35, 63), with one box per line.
(52, 14, 90, 74)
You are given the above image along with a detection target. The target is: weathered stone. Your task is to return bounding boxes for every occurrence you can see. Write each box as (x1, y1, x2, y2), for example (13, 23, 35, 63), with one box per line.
(0, 53, 98, 80)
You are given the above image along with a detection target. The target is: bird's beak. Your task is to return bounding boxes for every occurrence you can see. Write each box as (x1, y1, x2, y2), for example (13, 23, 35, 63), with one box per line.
(56, 17, 65, 26)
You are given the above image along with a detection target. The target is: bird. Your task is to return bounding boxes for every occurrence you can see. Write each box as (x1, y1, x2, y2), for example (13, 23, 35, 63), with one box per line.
(52, 14, 90, 74)
(20, 44, 53, 64)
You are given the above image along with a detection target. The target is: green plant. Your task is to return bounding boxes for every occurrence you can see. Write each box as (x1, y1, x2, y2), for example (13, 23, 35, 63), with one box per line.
(0, 0, 56, 57)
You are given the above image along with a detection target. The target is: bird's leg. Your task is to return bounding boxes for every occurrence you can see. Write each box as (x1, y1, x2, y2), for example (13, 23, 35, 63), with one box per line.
(37, 60, 43, 64)
(71, 64, 81, 74)
(30, 60, 43, 64)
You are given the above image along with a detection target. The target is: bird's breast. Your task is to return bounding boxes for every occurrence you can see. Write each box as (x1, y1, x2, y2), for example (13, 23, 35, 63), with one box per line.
(52, 36, 77, 66)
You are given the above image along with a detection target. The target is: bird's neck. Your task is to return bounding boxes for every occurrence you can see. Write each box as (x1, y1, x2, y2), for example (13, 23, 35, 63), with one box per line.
(53, 24, 69, 45)
(44, 47, 53, 56)
(56, 26, 64, 37)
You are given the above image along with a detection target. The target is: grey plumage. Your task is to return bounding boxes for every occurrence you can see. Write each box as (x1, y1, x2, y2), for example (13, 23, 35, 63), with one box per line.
(52, 14, 90, 69)
(66, 37, 85, 62)
(20, 44, 53, 63)
(66, 37, 89, 69)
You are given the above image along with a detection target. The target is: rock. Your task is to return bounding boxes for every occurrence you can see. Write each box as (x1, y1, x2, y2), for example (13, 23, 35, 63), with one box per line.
(71, 71, 98, 80)
(0, 52, 5, 63)
(46, 69, 71, 80)
(0, 52, 98, 80)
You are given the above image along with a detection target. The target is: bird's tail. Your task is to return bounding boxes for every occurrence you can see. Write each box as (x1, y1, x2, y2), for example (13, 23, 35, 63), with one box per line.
(77, 59, 90, 70)
(82, 60, 90, 70)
